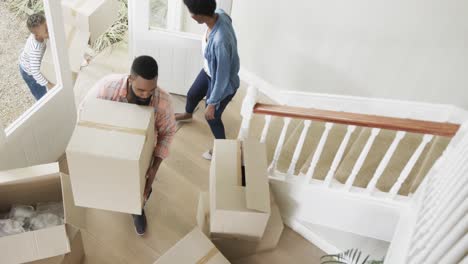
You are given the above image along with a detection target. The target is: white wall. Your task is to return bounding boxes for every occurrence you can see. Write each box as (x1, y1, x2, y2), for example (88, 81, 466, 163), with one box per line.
(232, 0, 468, 109)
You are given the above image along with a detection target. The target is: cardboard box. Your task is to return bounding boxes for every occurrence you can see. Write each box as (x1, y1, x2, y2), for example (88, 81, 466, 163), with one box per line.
(0, 163, 73, 263)
(154, 228, 230, 264)
(62, 0, 120, 43)
(66, 98, 155, 215)
(198, 192, 284, 260)
(210, 139, 271, 240)
(28, 225, 85, 264)
(41, 25, 89, 85)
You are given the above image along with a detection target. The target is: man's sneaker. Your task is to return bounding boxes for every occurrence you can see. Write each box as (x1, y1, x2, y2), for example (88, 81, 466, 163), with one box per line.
(132, 209, 147, 236)
(202, 150, 213, 160)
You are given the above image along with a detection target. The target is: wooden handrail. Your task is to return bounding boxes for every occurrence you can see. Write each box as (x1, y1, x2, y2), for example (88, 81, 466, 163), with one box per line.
(253, 103, 460, 137)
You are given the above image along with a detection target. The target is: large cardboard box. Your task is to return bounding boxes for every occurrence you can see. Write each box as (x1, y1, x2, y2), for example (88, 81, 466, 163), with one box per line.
(198, 192, 284, 260)
(0, 163, 81, 264)
(41, 25, 89, 85)
(154, 228, 230, 264)
(62, 0, 120, 43)
(66, 98, 155, 215)
(210, 139, 271, 240)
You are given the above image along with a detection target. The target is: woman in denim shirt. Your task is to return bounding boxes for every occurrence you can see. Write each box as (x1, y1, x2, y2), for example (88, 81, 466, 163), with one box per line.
(175, 0, 240, 160)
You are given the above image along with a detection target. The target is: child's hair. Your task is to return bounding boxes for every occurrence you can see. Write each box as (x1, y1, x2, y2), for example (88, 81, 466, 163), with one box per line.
(27, 13, 46, 31)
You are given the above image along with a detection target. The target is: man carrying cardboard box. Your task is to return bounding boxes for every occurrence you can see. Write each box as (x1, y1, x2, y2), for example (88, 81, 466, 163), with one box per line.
(91, 55, 176, 235)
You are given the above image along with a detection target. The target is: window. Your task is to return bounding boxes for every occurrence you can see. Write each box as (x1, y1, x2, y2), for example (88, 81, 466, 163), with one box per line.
(148, 0, 205, 35)
(149, 0, 168, 29)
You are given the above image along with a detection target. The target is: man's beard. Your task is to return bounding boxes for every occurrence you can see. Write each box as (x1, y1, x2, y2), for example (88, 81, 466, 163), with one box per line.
(129, 85, 152, 106)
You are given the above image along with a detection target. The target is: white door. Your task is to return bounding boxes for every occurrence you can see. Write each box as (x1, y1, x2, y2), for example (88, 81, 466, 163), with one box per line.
(128, 0, 233, 96)
(0, 0, 77, 171)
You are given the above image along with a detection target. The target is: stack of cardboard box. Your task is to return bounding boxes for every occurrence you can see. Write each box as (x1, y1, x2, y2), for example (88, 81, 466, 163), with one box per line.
(41, 0, 119, 85)
(198, 139, 285, 260)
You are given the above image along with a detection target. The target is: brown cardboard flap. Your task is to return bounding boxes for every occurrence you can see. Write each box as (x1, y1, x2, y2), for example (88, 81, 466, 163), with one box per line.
(0, 225, 70, 263)
(243, 139, 270, 213)
(213, 140, 242, 187)
(197, 193, 209, 236)
(154, 228, 230, 264)
(80, 99, 153, 132)
(63, 225, 85, 264)
(67, 98, 154, 161)
(61, 172, 87, 229)
(0, 163, 62, 212)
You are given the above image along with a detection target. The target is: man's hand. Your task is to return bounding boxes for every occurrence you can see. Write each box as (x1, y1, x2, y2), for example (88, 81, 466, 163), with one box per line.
(205, 104, 216, 120)
(143, 184, 152, 201)
(144, 167, 156, 201)
(47, 82, 55, 90)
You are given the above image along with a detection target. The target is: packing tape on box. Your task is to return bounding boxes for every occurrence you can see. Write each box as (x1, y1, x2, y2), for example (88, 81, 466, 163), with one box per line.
(77, 121, 147, 136)
(196, 247, 220, 264)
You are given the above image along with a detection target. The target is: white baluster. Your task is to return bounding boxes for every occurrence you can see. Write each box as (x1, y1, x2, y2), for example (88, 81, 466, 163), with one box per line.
(260, 115, 272, 144)
(304, 123, 333, 184)
(323, 125, 356, 187)
(410, 175, 467, 260)
(425, 199, 468, 263)
(415, 145, 467, 227)
(237, 85, 258, 141)
(413, 181, 468, 262)
(345, 128, 380, 191)
(438, 230, 468, 264)
(366, 131, 406, 194)
(408, 133, 468, 261)
(268, 118, 291, 175)
(287, 120, 312, 177)
(414, 212, 467, 264)
(389, 134, 433, 198)
(409, 157, 468, 259)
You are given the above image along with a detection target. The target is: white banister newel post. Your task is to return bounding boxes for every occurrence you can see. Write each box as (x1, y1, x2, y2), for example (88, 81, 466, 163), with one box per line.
(345, 128, 380, 191)
(389, 134, 433, 198)
(304, 122, 333, 184)
(237, 85, 258, 141)
(324, 125, 356, 187)
(287, 120, 312, 178)
(366, 131, 406, 194)
(260, 115, 273, 144)
(268, 117, 292, 175)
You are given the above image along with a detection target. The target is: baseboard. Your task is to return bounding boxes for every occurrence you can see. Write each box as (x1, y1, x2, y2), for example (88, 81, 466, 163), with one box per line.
(283, 216, 340, 254)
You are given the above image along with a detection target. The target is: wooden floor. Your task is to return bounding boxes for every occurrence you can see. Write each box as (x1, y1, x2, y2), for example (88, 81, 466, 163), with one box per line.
(56, 95, 326, 264)
(55, 44, 326, 264)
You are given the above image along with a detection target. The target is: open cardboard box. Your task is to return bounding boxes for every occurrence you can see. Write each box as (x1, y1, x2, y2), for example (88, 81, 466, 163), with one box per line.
(198, 192, 284, 260)
(0, 163, 84, 264)
(61, 0, 120, 43)
(66, 98, 155, 215)
(153, 228, 230, 264)
(209, 139, 271, 241)
(41, 25, 90, 85)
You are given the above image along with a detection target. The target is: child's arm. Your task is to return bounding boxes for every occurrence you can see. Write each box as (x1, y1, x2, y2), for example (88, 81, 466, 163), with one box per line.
(29, 44, 52, 88)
